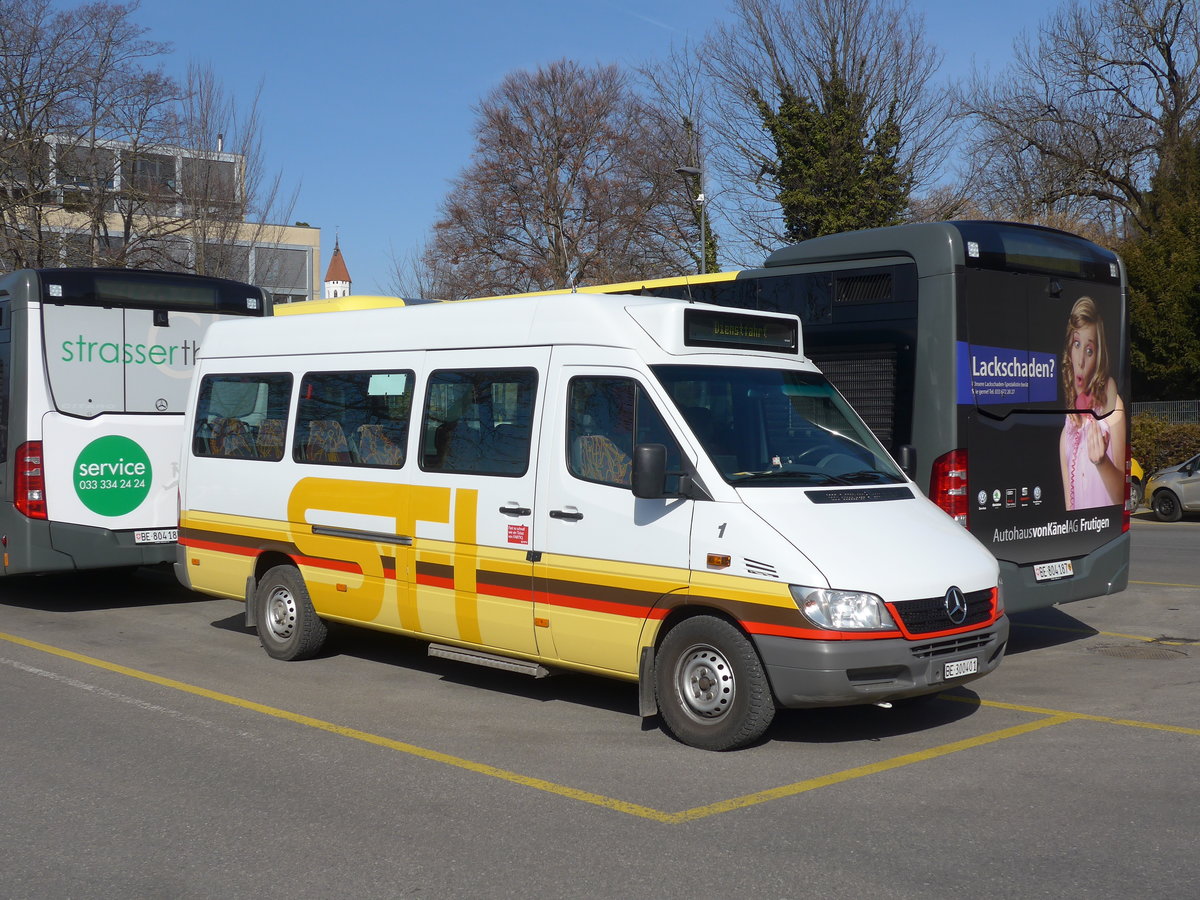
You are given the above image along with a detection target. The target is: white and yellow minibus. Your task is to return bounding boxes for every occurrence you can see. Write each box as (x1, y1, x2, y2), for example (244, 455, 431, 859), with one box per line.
(176, 293, 1008, 750)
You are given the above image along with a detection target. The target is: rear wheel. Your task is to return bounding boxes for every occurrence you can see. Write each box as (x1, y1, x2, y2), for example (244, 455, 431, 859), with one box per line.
(1130, 478, 1143, 510)
(1152, 490, 1182, 523)
(654, 615, 775, 751)
(254, 565, 327, 660)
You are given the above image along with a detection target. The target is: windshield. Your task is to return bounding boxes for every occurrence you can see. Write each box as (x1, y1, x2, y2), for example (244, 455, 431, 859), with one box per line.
(650, 364, 905, 487)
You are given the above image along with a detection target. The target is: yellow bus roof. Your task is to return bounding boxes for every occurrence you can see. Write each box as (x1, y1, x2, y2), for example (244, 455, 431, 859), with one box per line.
(273, 295, 415, 316)
(487, 270, 738, 301)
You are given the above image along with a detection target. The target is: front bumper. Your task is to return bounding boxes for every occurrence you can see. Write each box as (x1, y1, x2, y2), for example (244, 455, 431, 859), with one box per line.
(755, 616, 1010, 708)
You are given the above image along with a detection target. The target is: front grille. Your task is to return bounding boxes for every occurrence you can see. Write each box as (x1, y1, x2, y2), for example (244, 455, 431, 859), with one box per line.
(892, 588, 993, 635)
(910, 633, 995, 660)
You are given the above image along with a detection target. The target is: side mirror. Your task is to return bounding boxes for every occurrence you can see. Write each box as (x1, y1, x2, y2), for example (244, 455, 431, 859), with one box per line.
(632, 443, 667, 499)
(896, 444, 917, 480)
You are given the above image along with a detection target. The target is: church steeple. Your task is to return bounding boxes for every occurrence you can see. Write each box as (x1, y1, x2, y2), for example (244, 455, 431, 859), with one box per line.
(323, 235, 351, 298)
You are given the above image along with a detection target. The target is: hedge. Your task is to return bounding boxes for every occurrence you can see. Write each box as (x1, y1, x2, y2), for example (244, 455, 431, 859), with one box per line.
(1131, 414, 1200, 474)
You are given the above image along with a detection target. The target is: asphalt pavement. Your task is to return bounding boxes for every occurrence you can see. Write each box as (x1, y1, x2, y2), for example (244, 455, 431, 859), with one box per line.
(0, 514, 1196, 899)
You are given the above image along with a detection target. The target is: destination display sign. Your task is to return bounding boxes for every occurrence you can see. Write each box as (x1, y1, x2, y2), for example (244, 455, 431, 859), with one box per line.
(684, 309, 798, 353)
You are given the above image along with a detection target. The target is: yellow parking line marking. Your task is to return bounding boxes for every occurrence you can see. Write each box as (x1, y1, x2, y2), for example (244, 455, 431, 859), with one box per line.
(1012, 621, 1200, 646)
(1130, 580, 1200, 589)
(946, 695, 1200, 736)
(2, 630, 1194, 823)
(671, 715, 1072, 823)
(0, 631, 669, 821)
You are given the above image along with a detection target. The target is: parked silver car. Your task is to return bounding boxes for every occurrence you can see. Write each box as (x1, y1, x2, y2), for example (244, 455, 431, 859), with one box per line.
(1145, 453, 1200, 522)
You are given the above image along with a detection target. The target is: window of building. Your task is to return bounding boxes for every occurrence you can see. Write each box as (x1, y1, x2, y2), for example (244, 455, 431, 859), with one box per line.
(255, 246, 310, 295)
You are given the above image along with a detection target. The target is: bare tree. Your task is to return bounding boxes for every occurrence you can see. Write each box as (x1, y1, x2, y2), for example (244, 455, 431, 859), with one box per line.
(173, 63, 297, 280)
(1, 0, 295, 274)
(0, 0, 92, 267)
(67, 0, 181, 267)
(387, 237, 457, 300)
(957, 0, 1200, 238)
(423, 59, 695, 299)
(701, 0, 954, 256)
(639, 40, 720, 273)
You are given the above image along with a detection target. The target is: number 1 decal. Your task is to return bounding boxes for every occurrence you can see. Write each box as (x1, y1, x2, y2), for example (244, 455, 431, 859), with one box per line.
(717, 522, 727, 538)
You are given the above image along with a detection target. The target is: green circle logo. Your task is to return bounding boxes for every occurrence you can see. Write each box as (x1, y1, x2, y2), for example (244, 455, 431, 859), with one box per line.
(74, 436, 152, 516)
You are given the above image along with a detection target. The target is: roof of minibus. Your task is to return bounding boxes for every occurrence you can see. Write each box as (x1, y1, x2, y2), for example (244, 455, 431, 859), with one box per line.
(198, 291, 804, 361)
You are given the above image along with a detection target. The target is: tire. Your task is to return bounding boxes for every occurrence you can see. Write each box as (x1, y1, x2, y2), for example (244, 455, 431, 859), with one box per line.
(254, 565, 328, 660)
(1130, 479, 1143, 510)
(1152, 490, 1182, 523)
(654, 615, 775, 751)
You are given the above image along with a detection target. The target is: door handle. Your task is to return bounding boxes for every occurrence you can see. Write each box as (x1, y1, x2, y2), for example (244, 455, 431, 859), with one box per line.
(549, 508, 584, 521)
(499, 505, 532, 517)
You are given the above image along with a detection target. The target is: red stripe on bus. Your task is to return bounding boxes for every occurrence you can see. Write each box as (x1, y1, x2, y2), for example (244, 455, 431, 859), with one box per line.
(179, 536, 258, 557)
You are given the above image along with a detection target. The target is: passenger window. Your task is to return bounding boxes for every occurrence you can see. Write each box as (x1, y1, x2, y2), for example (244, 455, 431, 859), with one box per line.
(420, 368, 537, 476)
(567, 377, 681, 488)
(193, 374, 293, 461)
(293, 370, 414, 468)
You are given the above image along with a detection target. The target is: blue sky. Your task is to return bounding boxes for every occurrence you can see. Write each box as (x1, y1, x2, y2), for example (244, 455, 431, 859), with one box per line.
(126, 0, 1055, 295)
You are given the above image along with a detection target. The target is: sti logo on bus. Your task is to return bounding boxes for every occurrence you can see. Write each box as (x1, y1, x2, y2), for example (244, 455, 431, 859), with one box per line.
(74, 435, 152, 516)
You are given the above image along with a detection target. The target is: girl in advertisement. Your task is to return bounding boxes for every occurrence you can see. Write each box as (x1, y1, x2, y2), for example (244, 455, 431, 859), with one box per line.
(1060, 297, 1125, 510)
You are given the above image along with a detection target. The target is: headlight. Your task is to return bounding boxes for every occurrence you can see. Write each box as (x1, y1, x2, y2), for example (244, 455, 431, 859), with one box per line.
(790, 586, 898, 631)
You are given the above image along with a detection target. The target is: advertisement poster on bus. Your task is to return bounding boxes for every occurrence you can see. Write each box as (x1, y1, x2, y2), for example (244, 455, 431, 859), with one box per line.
(957, 270, 1129, 565)
(42, 305, 219, 416)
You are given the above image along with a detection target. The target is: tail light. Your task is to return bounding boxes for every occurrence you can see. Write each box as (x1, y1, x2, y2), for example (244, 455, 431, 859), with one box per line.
(931, 449, 969, 527)
(15, 441, 47, 519)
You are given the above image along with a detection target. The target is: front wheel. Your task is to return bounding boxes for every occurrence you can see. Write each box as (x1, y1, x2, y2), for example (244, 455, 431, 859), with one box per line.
(1130, 478, 1143, 510)
(254, 565, 328, 660)
(654, 615, 775, 751)
(1153, 490, 1182, 523)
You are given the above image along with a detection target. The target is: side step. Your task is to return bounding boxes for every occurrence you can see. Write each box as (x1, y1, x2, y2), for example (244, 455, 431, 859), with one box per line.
(428, 643, 551, 678)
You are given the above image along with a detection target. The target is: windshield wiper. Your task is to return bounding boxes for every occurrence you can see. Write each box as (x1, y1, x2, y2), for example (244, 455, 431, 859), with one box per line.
(824, 470, 901, 485)
(730, 470, 828, 483)
(731, 470, 862, 485)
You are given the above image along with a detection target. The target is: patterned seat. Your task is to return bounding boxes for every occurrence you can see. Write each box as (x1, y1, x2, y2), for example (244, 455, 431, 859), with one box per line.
(211, 417, 254, 459)
(304, 420, 351, 463)
(573, 434, 632, 486)
(256, 418, 286, 460)
(355, 424, 404, 466)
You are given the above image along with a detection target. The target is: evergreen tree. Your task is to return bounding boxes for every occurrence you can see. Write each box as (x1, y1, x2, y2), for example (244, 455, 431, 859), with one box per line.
(755, 74, 909, 243)
(1123, 134, 1200, 401)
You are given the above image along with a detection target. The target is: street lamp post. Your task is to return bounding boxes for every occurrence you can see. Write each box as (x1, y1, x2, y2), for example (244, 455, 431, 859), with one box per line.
(675, 165, 706, 275)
